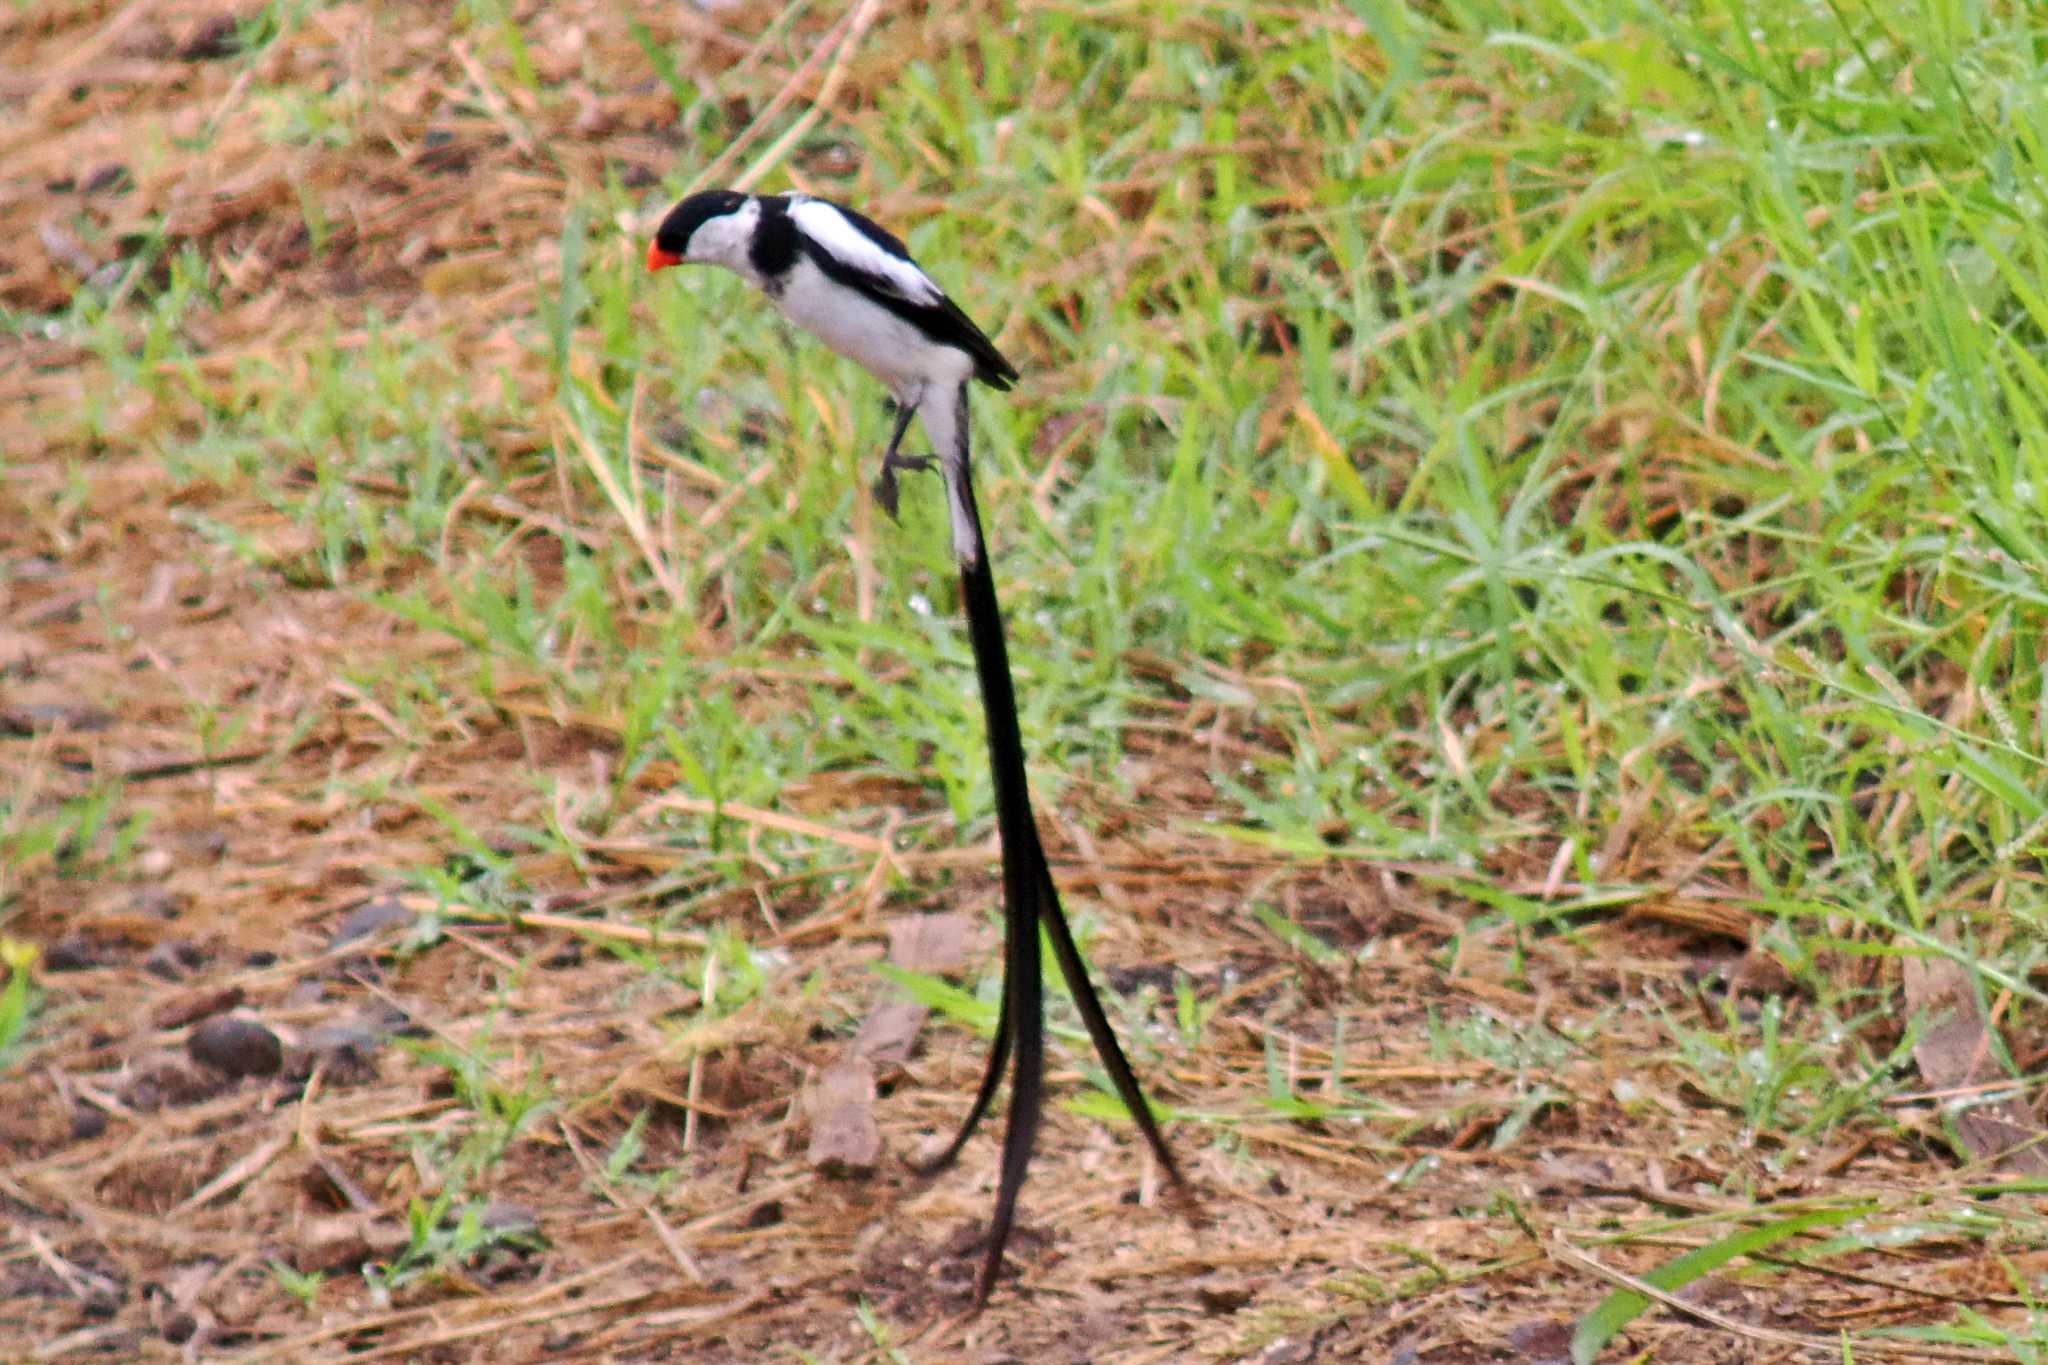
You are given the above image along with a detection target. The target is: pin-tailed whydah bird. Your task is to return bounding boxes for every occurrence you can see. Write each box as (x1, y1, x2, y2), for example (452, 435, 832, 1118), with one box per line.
(647, 189, 1187, 1304)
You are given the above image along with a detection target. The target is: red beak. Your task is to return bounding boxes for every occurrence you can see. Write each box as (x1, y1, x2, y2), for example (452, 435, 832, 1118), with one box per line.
(646, 242, 683, 272)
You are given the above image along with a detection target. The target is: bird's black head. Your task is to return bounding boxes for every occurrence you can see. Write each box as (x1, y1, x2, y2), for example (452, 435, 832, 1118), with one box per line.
(647, 189, 752, 271)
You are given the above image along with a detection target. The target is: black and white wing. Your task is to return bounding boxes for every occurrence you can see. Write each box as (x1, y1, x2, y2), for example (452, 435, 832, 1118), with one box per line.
(787, 196, 944, 305)
(786, 195, 1020, 391)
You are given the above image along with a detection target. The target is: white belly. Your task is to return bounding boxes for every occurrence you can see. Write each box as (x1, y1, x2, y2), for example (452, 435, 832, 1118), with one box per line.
(772, 259, 973, 400)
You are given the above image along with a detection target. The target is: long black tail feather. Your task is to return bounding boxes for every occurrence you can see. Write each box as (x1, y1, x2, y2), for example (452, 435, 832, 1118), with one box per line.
(920, 386, 1185, 1307)
(903, 976, 1009, 1178)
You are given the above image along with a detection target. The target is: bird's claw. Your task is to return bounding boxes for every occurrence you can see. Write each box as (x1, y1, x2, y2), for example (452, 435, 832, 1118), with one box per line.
(872, 451, 936, 520)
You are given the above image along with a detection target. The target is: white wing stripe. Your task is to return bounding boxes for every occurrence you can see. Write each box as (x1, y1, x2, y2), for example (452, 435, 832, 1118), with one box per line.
(788, 197, 943, 306)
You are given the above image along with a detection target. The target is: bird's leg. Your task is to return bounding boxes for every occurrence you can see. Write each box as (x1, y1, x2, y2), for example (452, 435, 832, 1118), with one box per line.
(872, 398, 933, 519)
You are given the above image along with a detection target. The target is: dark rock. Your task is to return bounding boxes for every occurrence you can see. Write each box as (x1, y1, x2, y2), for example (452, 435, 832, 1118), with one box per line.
(187, 1015, 282, 1078)
(44, 936, 96, 971)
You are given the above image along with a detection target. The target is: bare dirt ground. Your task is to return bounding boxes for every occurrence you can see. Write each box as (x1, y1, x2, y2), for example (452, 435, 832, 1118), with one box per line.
(1, 3, 2037, 1361)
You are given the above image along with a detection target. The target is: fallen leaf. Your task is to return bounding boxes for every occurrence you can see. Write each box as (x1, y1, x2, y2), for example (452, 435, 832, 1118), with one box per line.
(1903, 956, 2048, 1174)
(887, 913, 970, 975)
(853, 1000, 928, 1069)
(807, 1058, 881, 1177)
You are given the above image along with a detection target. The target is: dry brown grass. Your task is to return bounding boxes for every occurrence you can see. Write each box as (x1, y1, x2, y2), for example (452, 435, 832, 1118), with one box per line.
(2, 3, 2041, 1361)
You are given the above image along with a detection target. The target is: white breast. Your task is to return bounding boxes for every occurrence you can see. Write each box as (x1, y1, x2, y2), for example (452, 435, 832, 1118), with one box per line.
(771, 259, 974, 402)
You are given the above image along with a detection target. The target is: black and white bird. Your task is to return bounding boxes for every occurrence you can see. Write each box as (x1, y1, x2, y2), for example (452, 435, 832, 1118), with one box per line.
(648, 189, 1187, 1304)
(646, 189, 1016, 532)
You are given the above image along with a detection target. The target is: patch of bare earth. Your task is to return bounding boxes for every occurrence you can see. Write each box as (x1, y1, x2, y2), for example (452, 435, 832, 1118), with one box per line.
(1, 3, 2038, 1361)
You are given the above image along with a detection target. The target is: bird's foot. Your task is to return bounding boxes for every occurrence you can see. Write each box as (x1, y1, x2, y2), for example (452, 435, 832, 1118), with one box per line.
(872, 451, 936, 520)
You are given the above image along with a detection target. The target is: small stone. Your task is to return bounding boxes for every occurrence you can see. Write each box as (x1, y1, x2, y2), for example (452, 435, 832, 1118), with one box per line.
(142, 939, 205, 981)
(44, 936, 96, 971)
(187, 1015, 282, 1078)
(329, 896, 412, 948)
(71, 1106, 108, 1141)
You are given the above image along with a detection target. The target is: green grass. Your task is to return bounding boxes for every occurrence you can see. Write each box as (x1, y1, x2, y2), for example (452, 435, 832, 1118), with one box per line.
(15, 0, 2048, 1349)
